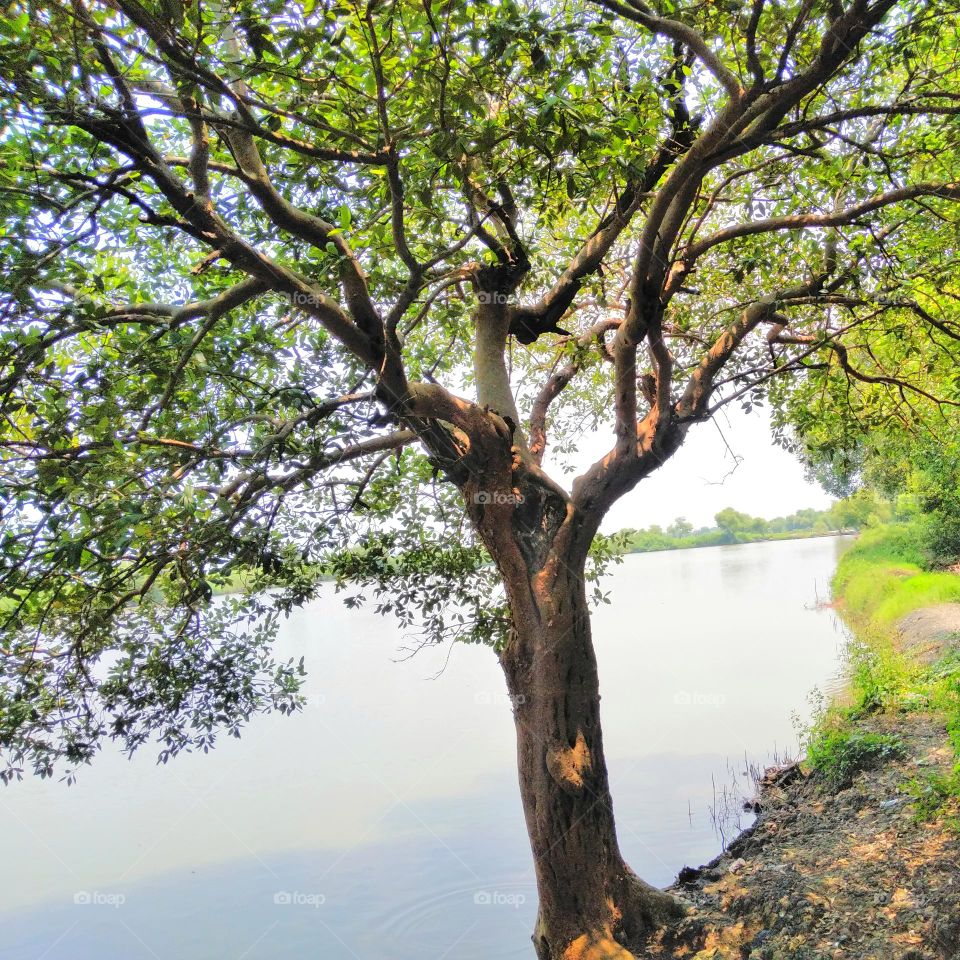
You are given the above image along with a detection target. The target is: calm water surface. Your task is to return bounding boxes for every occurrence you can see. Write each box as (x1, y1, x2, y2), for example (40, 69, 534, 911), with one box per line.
(0, 537, 851, 959)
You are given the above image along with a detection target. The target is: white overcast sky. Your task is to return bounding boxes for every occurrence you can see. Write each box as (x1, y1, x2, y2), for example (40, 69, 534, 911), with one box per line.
(545, 407, 834, 532)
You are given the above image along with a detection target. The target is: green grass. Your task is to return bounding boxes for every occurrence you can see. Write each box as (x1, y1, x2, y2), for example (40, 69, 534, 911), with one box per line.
(907, 769, 960, 824)
(845, 632, 918, 714)
(832, 523, 960, 627)
(873, 574, 960, 625)
(833, 523, 929, 581)
(808, 523, 960, 816)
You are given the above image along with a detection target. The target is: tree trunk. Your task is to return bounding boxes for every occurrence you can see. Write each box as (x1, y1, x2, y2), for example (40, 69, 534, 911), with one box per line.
(498, 557, 684, 959)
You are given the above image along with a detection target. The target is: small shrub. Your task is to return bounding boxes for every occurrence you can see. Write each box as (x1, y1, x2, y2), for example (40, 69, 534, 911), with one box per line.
(807, 726, 904, 788)
(924, 514, 960, 569)
(907, 768, 960, 823)
(846, 638, 913, 715)
(942, 669, 960, 757)
(919, 649, 960, 756)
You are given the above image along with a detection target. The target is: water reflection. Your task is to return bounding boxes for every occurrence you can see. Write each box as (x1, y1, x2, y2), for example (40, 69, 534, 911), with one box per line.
(0, 536, 851, 959)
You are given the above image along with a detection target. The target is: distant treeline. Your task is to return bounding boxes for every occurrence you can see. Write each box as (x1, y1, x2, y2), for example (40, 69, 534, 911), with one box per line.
(621, 491, 891, 554)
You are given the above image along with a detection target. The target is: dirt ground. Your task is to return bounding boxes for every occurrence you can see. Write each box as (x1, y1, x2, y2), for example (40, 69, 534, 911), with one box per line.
(898, 605, 960, 665)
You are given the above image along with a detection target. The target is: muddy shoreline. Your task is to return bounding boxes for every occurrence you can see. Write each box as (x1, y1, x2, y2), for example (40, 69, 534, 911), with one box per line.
(649, 605, 960, 960)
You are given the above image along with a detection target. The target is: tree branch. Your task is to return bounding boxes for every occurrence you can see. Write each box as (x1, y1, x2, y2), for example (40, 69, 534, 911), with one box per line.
(589, 0, 743, 99)
(683, 183, 960, 264)
(528, 319, 620, 465)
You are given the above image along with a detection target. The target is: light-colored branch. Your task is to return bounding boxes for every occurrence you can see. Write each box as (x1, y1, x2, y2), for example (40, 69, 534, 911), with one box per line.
(473, 298, 527, 450)
(683, 183, 960, 263)
(529, 319, 620, 464)
(589, 0, 742, 99)
(220, 126, 383, 339)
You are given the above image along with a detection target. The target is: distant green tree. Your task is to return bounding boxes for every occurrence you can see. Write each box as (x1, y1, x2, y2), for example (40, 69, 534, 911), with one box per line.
(666, 517, 694, 538)
(828, 489, 892, 530)
(714, 508, 767, 538)
(791, 508, 821, 530)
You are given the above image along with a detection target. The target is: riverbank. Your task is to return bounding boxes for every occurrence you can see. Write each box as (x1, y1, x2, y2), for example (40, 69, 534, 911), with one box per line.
(621, 494, 890, 556)
(623, 528, 852, 555)
(656, 525, 960, 960)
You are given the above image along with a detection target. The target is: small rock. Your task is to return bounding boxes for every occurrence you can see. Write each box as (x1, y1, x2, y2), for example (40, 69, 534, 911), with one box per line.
(729, 857, 748, 874)
(880, 797, 906, 810)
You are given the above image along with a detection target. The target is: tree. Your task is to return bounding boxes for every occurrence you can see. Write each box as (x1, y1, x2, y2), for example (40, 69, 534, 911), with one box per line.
(666, 516, 693, 538)
(800, 423, 960, 561)
(3, 0, 960, 956)
(714, 507, 748, 537)
(770, 213, 960, 565)
(827, 489, 891, 530)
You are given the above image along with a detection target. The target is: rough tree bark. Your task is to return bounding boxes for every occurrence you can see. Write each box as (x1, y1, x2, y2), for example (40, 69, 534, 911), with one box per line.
(462, 447, 685, 959)
(502, 556, 684, 959)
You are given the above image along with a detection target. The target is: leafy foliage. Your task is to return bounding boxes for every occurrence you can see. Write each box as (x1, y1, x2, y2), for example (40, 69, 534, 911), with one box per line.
(3, 0, 960, 783)
(0, 590, 304, 782)
(808, 725, 904, 788)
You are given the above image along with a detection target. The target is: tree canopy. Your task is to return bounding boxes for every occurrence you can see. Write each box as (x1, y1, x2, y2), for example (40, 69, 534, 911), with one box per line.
(2, 0, 960, 780)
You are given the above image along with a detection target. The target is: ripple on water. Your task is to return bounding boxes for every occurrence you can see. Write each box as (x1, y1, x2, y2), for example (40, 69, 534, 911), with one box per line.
(363, 877, 538, 959)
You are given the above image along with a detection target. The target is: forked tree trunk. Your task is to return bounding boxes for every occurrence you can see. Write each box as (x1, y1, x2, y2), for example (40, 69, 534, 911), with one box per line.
(498, 556, 684, 959)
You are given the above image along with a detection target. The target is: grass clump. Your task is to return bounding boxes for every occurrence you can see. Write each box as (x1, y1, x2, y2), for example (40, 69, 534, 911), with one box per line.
(845, 634, 917, 715)
(911, 648, 960, 821)
(807, 722, 904, 788)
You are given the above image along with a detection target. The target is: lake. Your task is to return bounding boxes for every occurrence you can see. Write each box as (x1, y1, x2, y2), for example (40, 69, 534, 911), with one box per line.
(0, 536, 851, 959)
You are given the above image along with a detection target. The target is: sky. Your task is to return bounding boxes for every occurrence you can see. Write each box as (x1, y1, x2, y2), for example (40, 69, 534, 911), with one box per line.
(546, 406, 834, 532)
